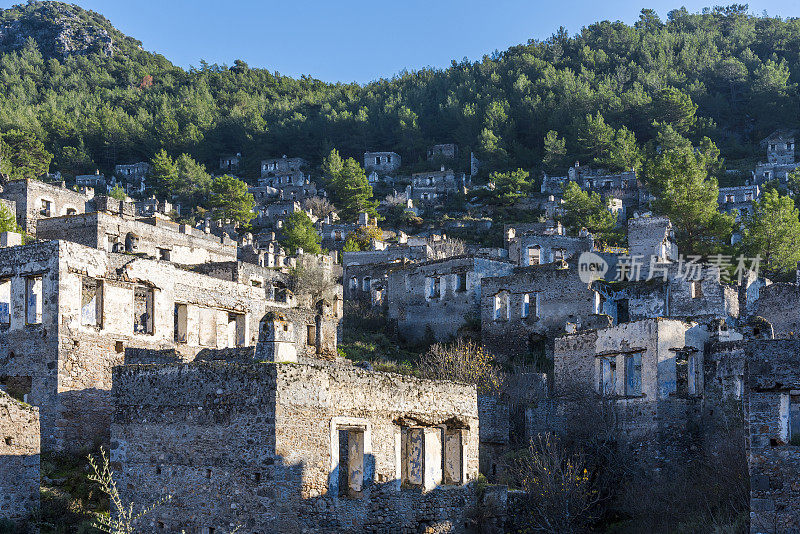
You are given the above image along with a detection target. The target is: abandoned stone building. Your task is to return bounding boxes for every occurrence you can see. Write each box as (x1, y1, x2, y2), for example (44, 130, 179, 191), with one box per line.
(75, 171, 107, 191)
(257, 199, 313, 227)
(261, 156, 308, 177)
(718, 183, 761, 218)
(114, 162, 151, 195)
(111, 359, 484, 533)
(751, 275, 800, 339)
(541, 163, 646, 211)
(343, 243, 432, 302)
(480, 262, 609, 361)
(219, 153, 241, 173)
(0, 178, 94, 234)
(364, 151, 401, 173)
(387, 255, 515, 342)
(36, 198, 238, 265)
(505, 223, 593, 266)
(319, 213, 379, 255)
(408, 167, 468, 202)
(0, 390, 39, 522)
(754, 129, 798, 185)
(745, 340, 800, 534)
(134, 196, 173, 218)
(0, 239, 341, 451)
(626, 215, 677, 261)
(427, 143, 458, 161)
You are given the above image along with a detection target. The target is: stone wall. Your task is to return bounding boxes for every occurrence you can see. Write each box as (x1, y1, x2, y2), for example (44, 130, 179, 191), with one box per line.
(0, 391, 39, 522)
(0, 178, 92, 234)
(746, 340, 800, 534)
(0, 240, 340, 451)
(111, 361, 482, 533)
(386, 256, 515, 343)
(753, 282, 800, 338)
(37, 211, 237, 265)
(507, 234, 592, 266)
(481, 263, 607, 360)
(627, 215, 677, 260)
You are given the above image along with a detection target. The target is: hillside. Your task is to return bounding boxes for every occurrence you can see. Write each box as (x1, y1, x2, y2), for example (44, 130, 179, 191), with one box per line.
(0, 2, 798, 181)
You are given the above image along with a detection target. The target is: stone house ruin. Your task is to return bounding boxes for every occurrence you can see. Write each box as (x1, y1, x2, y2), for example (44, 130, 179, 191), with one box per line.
(0, 390, 39, 522)
(408, 167, 468, 202)
(627, 215, 677, 261)
(427, 143, 458, 161)
(481, 262, 610, 361)
(387, 256, 514, 342)
(36, 197, 238, 265)
(541, 163, 646, 215)
(342, 244, 432, 303)
(75, 171, 107, 191)
(0, 178, 94, 235)
(261, 156, 308, 177)
(364, 151, 401, 173)
(754, 130, 798, 185)
(718, 184, 761, 218)
(219, 153, 241, 173)
(114, 162, 151, 195)
(505, 222, 593, 266)
(111, 360, 482, 533)
(0, 239, 342, 451)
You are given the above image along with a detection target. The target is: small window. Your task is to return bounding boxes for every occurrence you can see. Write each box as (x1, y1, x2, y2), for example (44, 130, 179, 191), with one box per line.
(158, 248, 171, 261)
(617, 299, 630, 324)
(691, 280, 703, 299)
(133, 286, 154, 335)
(443, 429, 463, 485)
(362, 277, 371, 292)
(174, 304, 188, 343)
(456, 272, 467, 293)
(349, 277, 357, 290)
(527, 246, 541, 266)
(426, 277, 441, 300)
(227, 312, 245, 348)
(307, 324, 316, 346)
(522, 294, 530, 318)
(0, 278, 10, 328)
(66, 208, 77, 216)
(81, 277, 102, 327)
(624, 353, 642, 396)
(688, 352, 703, 396)
(25, 275, 43, 325)
(493, 291, 509, 321)
(375, 157, 381, 165)
(40, 199, 52, 217)
(725, 194, 735, 203)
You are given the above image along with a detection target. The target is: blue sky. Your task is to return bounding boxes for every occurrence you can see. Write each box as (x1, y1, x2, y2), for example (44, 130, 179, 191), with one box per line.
(5, 0, 800, 83)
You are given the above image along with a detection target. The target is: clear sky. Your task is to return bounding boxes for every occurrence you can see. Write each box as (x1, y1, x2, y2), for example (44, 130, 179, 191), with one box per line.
(4, 0, 800, 83)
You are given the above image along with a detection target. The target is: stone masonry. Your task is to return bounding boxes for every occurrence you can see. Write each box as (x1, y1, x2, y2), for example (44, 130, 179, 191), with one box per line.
(0, 390, 40, 522)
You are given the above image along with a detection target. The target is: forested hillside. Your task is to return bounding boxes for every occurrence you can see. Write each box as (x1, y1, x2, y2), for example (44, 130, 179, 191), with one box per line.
(0, 1, 798, 180)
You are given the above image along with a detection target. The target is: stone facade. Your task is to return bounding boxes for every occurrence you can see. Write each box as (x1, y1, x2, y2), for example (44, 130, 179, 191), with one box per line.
(481, 262, 609, 360)
(36, 209, 238, 265)
(219, 153, 240, 173)
(114, 162, 151, 195)
(627, 215, 677, 261)
(754, 130, 799, 186)
(0, 240, 341, 451)
(260, 156, 308, 177)
(753, 281, 800, 339)
(506, 227, 593, 267)
(408, 169, 466, 202)
(746, 340, 800, 533)
(0, 390, 39, 522)
(364, 151, 401, 173)
(719, 184, 761, 218)
(342, 244, 432, 301)
(111, 360, 481, 533)
(387, 256, 514, 342)
(427, 144, 458, 161)
(0, 178, 94, 234)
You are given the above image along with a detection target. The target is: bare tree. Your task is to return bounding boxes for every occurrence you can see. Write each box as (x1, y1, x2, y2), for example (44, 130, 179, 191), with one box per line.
(508, 434, 603, 534)
(303, 196, 335, 220)
(417, 339, 503, 394)
(289, 255, 337, 304)
(429, 237, 466, 259)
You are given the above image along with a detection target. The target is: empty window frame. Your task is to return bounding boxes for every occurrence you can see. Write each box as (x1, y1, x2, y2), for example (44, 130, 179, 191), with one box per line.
(337, 427, 366, 498)
(401, 426, 443, 490)
(362, 277, 371, 292)
(81, 277, 102, 327)
(39, 199, 52, 217)
(527, 246, 541, 266)
(691, 280, 703, 299)
(25, 275, 43, 325)
(493, 291, 509, 321)
(158, 248, 171, 261)
(199, 307, 217, 347)
(133, 286, 154, 335)
(455, 272, 467, 293)
(687, 352, 703, 396)
(442, 428, 463, 485)
(426, 277, 440, 300)
(598, 355, 616, 396)
(174, 303, 188, 343)
(227, 312, 245, 348)
(0, 278, 10, 328)
(624, 353, 642, 397)
(521, 293, 537, 319)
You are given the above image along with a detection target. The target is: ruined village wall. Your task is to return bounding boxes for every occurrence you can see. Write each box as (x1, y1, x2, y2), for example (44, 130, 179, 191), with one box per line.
(112, 362, 479, 533)
(0, 391, 40, 522)
(0, 179, 90, 234)
(753, 282, 800, 339)
(37, 211, 238, 265)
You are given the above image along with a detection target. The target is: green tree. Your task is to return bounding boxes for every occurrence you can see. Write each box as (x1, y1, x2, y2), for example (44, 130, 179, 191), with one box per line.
(331, 158, 378, 221)
(281, 211, 321, 254)
(543, 130, 567, 172)
(208, 174, 255, 225)
(174, 153, 213, 206)
(600, 125, 642, 172)
(109, 184, 126, 200)
(560, 181, 617, 239)
(740, 190, 800, 277)
(148, 149, 178, 197)
(321, 148, 344, 181)
(0, 203, 20, 234)
(645, 143, 733, 256)
(579, 113, 615, 166)
(491, 168, 531, 204)
(0, 129, 52, 180)
(651, 87, 697, 135)
(342, 225, 383, 252)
